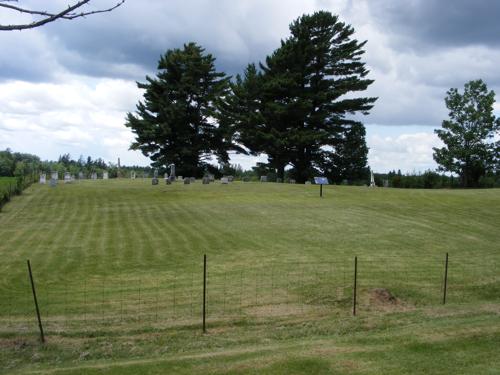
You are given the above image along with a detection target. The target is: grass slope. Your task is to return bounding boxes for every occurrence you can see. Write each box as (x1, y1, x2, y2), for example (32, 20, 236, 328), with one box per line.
(0, 180, 499, 374)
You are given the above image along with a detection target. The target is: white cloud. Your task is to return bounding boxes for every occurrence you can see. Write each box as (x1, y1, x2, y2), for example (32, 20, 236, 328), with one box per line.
(0, 77, 148, 165)
(367, 130, 443, 173)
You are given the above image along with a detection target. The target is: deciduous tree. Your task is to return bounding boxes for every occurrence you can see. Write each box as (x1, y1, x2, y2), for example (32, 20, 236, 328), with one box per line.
(433, 79, 500, 187)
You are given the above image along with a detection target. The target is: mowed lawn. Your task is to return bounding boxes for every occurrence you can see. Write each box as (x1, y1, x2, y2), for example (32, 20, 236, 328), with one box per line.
(0, 179, 499, 374)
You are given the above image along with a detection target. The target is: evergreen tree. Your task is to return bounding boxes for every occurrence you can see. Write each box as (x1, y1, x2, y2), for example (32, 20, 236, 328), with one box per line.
(226, 11, 376, 183)
(324, 123, 370, 183)
(125, 43, 230, 177)
(433, 79, 500, 187)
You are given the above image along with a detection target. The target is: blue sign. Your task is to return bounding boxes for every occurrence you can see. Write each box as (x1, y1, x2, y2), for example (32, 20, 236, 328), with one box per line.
(314, 177, 329, 185)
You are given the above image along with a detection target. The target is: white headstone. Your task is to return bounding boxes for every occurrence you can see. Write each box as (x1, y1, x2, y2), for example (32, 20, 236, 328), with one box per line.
(370, 171, 376, 187)
(39, 173, 46, 184)
(103, 172, 109, 180)
(78, 172, 84, 179)
(131, 171, 136, 179)
(51, 171, 58, 180)
(260, 176, 267, 182)
(221, 177, 229, 184)
(64, 172, 71, 183)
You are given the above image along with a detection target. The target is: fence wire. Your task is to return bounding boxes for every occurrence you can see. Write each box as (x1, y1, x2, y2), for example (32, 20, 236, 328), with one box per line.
(0, 254, 498, 337)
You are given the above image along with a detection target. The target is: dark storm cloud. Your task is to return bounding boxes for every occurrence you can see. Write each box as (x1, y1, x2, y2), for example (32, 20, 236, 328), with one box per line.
(368, 0, 500, 49)
(28, 0, 296, 81)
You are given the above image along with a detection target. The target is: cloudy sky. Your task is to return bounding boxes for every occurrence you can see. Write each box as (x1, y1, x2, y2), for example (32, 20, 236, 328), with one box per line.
(1, 0, 499, 172)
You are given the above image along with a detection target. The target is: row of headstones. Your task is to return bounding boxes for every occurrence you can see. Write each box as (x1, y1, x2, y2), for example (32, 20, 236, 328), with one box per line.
(260, 176, 296, 184)
(40, 172, 109, 185)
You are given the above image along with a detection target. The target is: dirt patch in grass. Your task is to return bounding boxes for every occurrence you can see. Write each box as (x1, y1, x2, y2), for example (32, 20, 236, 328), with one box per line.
(370, 288, 398, 305)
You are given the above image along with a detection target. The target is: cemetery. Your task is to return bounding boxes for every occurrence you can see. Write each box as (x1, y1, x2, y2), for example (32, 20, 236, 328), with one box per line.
(0, 3, 499, 374)
(0, 177, 499, 374)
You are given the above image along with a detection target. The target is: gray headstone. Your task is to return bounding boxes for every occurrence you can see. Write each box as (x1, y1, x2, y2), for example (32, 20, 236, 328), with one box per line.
(50, 178, 57, 187)
(190, 177, 196, 183)
(242, 176, 250, 182)
(289, 179, 296, 184)
(91, 172, 97, 180)
(64, 172, 71, 183)
(152, 178, 159, 185)
(202, 176, 210, 184)
(260, 176, 267, 182)
(184, 177, 190, 184)
(208, 174, 215, 182)
(78, 172, 84, 179)
(221, 177, 229, 184)
(276, 178, 282, 183)
(168, 164, 176, 180)
(166, 179, 171, 185)
(51, 171, 59, 180)
(227, 175, 234, 182)
(103, 172, 109, 180)
(39, 173, 46, 184)
(131, 172, 136, 179)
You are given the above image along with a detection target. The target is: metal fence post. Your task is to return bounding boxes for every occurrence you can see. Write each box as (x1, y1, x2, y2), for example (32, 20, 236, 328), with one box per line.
(27, 260, 45, 343)
(443, 252, 449, 304)
(353, 256, 357, 316)
(203, 254, 207, 333)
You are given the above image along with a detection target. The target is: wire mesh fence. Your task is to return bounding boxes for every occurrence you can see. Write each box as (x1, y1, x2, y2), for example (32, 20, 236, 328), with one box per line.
(0, 253, 498, 339)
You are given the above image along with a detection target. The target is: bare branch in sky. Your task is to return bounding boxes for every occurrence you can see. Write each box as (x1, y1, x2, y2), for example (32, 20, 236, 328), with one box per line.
(0, 0, 125, 31)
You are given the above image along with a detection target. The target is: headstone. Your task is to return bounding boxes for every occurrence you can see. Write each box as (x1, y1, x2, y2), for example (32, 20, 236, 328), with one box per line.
(289, 179, 296, 184)
(166, 179, 171, 185)
(305, 181, 311, 185)
(202, 176, 210, 184)
(383, 179, 389, 188)
(51, 171, 58, 180)
(78, 172, 84, 180)
(131, 172, 136, 179)
(242, 176, 250, 182)
(152, 178, 159, 185)
(168, 164, 176, 181)
(64, 172, 71, 183)
(178, 176, 183, 181)
(103, 172, 109, 180)
(208, 174, 215, 182)
(370, 171, 376, 187)
(91, 172, 97, 180)
(39, 173, 46, 184)
(276, 178, 282, 183)
(190, 177, 196, 183)
(184, 177, 190, 184)
(154, 169, 158, 178)
(164, 173, 169, 180)
(227, 175, 234, 182)
(221, 177, 229, 184)
(260, 176, 267, 182)
(50, 178, 57, 187)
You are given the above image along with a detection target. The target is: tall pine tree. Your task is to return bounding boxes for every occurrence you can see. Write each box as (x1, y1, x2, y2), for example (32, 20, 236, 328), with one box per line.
(125, 43, 230, 177)
(227, 11, 376, 183)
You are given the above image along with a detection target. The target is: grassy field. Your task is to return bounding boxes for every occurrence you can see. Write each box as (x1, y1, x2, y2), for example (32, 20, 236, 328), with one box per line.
(0, 179, 499, 374)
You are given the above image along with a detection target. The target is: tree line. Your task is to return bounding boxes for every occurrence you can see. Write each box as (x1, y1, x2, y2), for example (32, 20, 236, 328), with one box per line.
(126, 11, 376, 184)
(125, 11, 500, 188)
